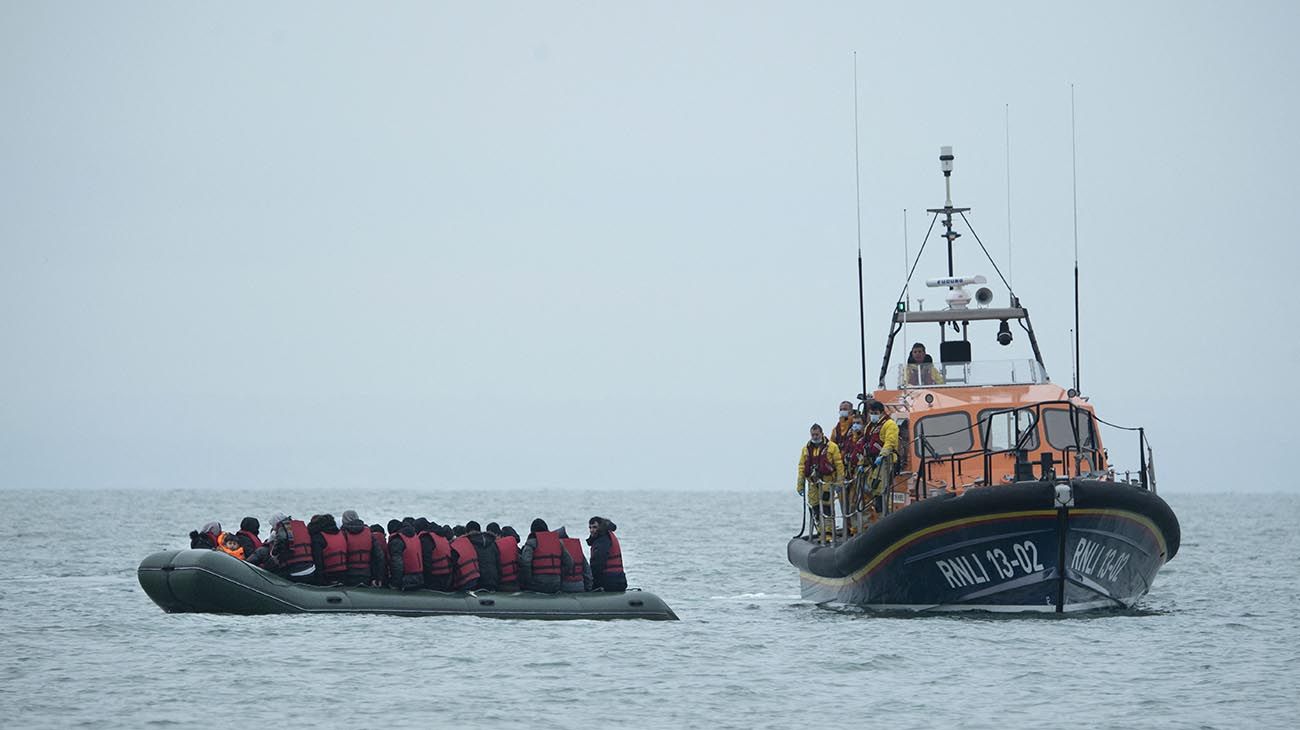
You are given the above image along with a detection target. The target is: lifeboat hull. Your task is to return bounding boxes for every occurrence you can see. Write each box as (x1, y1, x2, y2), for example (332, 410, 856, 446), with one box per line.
(138, 550, 678, 621)
(786, 480, 1179, 613)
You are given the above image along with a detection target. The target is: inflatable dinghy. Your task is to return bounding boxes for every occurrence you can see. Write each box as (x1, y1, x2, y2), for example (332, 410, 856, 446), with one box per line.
(139, 549, 678, 620)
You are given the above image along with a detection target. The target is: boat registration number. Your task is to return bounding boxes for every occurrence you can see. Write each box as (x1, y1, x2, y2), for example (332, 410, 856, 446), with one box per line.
(934, 540, 1045, 589)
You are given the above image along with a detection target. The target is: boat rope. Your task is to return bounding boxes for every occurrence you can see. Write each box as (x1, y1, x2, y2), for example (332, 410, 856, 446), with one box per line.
(892, 212, 939, 306)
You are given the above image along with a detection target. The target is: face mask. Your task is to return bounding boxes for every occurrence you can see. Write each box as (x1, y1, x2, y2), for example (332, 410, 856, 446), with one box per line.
(839, 409, 850, 418)
(850, 423, 863, 432)
(811, 436, 824, 445)
(870, 414, 882, 423)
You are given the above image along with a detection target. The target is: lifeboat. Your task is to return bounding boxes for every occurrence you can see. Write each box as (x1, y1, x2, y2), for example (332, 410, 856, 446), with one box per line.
(787, 147, 1180, 613)
(138, 549, 678, 621)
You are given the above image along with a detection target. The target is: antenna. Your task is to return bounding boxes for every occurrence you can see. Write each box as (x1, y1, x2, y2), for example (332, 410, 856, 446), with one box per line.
(1005, 103, 1013, 290)
(1071, 84, 1081, 394)
(903, 208, 909, 359)
(853, 52, 867, 403)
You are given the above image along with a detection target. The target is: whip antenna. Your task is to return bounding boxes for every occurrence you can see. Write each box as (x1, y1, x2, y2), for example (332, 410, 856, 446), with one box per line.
(854, 52, 867, 403)
(1071, 84, 1081, 394)
(1005, 103, 1013, 289)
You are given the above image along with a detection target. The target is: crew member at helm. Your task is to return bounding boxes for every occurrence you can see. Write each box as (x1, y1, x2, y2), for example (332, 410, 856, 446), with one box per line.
(902, 343, 944, 386)
(796, 423, 844, 539)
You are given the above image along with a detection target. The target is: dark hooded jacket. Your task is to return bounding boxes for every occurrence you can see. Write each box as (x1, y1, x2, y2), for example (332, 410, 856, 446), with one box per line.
(587, 520, 627, 591)
(557, 526, 593, 593)
(469, 532, 500, 592)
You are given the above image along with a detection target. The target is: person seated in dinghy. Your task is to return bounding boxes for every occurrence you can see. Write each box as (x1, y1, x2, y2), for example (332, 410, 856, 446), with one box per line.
(902, 343, 944, 386)
(215, 531, 246, 560)
(189, 522, 221, 549)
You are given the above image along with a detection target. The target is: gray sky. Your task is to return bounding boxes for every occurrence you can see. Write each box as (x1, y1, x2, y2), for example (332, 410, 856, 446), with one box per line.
(3, 1, 1296, 492)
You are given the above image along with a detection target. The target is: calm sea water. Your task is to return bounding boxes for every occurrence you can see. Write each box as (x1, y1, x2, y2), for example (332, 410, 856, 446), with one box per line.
(0, 488, 1295, 729)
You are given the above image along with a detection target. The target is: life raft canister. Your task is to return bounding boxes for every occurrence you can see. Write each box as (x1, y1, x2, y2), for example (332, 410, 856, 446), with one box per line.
(284, 519, 314, 568)
(531, 530, 563, 577)
(237, 529, 263, 550)
(496, 535, 520, 588)
(319, 530, 348, 575)
(391, 532, 423, 576)
(803, 442, 834, 478)
(450, 535, 480, 589)
(342, 529, 372, 576)
(561, 536, 587, 586)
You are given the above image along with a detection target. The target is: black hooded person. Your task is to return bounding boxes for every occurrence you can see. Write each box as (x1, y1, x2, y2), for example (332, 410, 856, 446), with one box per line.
(234, 517, 262, 555)
(466, 521, 500, 592)
(587, 516, 627, 592)
(387, 518, 424, 591)
(339, 510, 379, 587)
(518, 518, 571, 594)
(308, 513, 347, 585)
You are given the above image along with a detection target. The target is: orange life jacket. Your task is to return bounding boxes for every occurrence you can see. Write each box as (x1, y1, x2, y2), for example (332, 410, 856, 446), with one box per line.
(216, 533, 246, 560)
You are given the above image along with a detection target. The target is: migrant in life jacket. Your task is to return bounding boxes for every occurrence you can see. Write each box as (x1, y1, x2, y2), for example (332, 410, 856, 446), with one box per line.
(342, 529, 372, 577)
(237, 529, 263, 551)
(560, 537, 587, 586)
(216, 533, 246, 560)
(531, 531, 563, 577)
(391, 532, 423, 577)
(283, 519, 314, 569)
(426, 532, 454, 579)
(371, 530, 389, 580)
(603, 531, 625, 577)
(450, 535, 480, 589)
(319, 531, 348, 575)
(496, 535, 520, 589)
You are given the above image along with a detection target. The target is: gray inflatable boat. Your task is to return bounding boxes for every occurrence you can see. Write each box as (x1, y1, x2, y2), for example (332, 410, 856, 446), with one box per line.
(138, 549, 678, 621)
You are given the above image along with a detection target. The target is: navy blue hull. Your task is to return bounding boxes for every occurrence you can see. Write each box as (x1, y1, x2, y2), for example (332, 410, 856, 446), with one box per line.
(787, 480, 1179, 613)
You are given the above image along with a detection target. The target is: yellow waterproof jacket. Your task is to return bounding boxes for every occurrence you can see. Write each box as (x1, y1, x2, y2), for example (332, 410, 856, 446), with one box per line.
(797, 440, 844, 493)
(829, 416, 853, 447)
(877, 418, 900, 457)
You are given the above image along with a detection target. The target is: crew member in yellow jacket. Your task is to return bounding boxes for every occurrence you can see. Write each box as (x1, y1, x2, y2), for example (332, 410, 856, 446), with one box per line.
(865, 400, 900, 510)
(797, 423, 844, 538)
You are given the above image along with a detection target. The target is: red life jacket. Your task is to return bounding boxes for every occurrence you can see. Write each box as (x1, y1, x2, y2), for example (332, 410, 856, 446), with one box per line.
(864, 421, 884, 457)
(604, 531, 625, 576)
(561, 537, 586, 585)
(391, 532, 423, 577)
(237, 529, 263, 550)
(450, 535, 480, 589)
(342, 529, 372, 574)
(426, 533, 453, 578)
(496, 535, 520, 588)
(284, 519, 313, 567)
(531, 530, 563, 577)
(842, 433, 868, 465)
(803, 442, 835, 478)
(319, 530, 347, 574)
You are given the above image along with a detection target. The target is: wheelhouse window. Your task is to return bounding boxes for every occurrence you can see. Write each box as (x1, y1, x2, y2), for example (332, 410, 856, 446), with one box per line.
(915, 412, 974, 457)
(979, 408, 1040, 452)
(1042, 408, 1096, 452)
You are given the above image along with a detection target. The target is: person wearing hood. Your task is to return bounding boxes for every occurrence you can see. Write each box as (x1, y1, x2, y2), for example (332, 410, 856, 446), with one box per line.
(519, 518, 571, 594)
(587, 516, 627, 592)
(189, 522, 221, 549)
(234, 517, 262, 555)
(557, 526, 592, 593)
(308, 514, 347, 585)
(267, 513, 315, 582)
(387, 518, 424, 591)
(339, 510, 380, 587)
(466, 521, 500, 592)
(493, 525, 521, 592)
